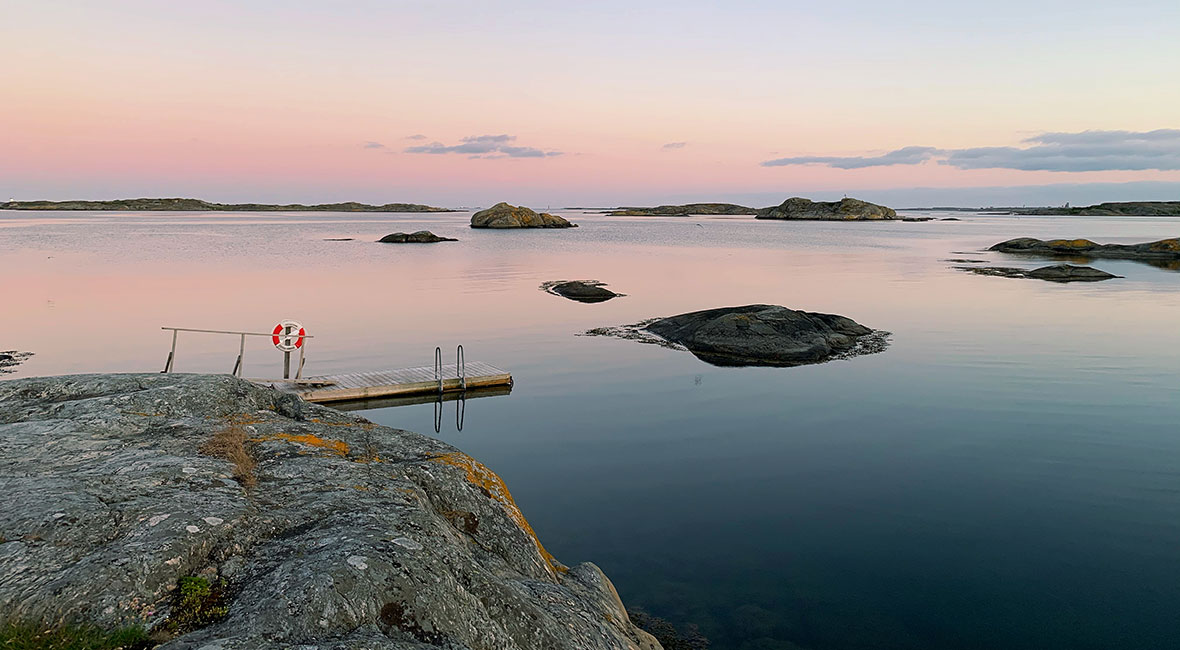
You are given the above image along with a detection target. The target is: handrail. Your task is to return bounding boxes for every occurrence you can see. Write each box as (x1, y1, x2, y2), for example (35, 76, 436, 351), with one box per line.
(434, 346, 443, 394)
(456, 344, 466, 391)
(161, 326, 314, 338)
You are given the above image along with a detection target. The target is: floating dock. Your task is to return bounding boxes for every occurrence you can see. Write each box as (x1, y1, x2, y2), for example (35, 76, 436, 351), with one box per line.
(260, 361, 513, 404)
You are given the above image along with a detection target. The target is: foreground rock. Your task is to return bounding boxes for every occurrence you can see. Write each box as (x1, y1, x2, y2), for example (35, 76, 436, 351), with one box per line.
(377, 230, 457, 243)
(957, 264, 1121, 283)
(541, 280, 621, 303)
(586, 305, 887, 367)
(756, 197, 897, 221)
(0, 374, 660, 650)
(471, 203, 576, 229)
(989, 237, 1180, 262)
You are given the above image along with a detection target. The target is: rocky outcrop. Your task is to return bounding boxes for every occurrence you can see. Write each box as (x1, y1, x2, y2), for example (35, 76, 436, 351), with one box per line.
(989, 237, 1180, 262)
(956, 264, 1121, 282)
(541, 281, 621, 303)
(377, 231, 457, 243)
(470, 203, 576, 229)
(756, 197, 897, 221)
(607, 204, 757, 217)
(0, 373, 660, 650)
(586, 305, 887, 367)
(0, 199, 454, 212)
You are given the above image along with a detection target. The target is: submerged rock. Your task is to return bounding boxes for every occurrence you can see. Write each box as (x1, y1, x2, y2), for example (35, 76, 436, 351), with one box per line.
(587, 305, 888, 367)
(377, 230, 457, 243)
(471, 203, 576, 229)
(0, 373, 661, 650)
(989, 237, 1180, 262)
(542, 280, 621, 303)
(0, 351, 32, 374)
(756, 197, 897, 221)
(957, 264, 1121, 283)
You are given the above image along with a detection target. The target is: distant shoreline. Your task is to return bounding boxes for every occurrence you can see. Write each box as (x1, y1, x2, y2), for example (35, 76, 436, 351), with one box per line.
(0, 198, 456, 212)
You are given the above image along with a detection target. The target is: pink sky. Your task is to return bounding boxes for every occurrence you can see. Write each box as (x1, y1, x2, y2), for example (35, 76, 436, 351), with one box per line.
(3, 1, 1179, 206)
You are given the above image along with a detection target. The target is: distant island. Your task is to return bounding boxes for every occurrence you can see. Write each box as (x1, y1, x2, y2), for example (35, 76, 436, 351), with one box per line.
(608, 203, 757, 216)
(1009, 201, 1180, 216)
(0, 197, 455, 212)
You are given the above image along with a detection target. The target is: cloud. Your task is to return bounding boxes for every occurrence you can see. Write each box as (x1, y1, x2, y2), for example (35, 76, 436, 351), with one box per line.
(405, 134, 562, 158)
(762, 146, 942, 169)
(662, 141, 688, 150)
(404, 134, 428, 140)
(362, 141, 386, 149)
(761, 130, 1180, 172)
(942, 129, 1180, 171)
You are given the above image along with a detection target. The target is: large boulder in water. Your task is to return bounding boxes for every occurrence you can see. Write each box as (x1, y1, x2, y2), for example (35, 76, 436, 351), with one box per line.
(642, 304, 886, 367)
(756, 197, 897, 221)
(543, 280, 621, 303)
(989, 237, 1180, 261)
(471, 202, 576, 229)
(0, 373, 661, 650)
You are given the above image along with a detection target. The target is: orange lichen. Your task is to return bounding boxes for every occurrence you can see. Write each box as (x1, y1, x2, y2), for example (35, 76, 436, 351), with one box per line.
(1047, 238, 1096, 249)
(250, 432, 350, 457)
(427, 452, 567, 574)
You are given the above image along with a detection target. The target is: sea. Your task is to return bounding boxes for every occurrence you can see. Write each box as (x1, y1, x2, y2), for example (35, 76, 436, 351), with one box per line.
(3, 208, 1178, 650)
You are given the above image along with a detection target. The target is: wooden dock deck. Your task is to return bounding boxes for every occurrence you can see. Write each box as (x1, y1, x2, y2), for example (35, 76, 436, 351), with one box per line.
(259, 361, 512, 404)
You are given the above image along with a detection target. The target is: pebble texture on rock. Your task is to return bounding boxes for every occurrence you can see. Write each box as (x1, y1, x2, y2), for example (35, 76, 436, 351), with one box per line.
(756, 197, 897, 221)
(470, 203, 576, 229)
(0, 373, 660, 650)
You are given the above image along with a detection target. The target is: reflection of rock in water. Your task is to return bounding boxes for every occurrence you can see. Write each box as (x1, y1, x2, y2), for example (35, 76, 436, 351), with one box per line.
(585, 305, 889, 368)
(0, 351, 33, 374)
(541, 280, 622, 303)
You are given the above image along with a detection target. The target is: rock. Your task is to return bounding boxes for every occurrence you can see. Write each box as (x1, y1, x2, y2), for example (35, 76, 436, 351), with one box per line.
(594, 304, 888, 367)
(542, 280, 621, 303)
(1012, 201, 1180, 216)
(901, 217, 935, 222)
(989, 237, 1180, 262)
(955, 264, 1120, 282)
(0, 351, 32, 374)
(470, 203, 576, 229)
(377, 231, 457, 243)
(941, 217, 962, 221)
(0, 199, 454, 212)
(756, 197, 897, 221)
(0, 373, 661, 650)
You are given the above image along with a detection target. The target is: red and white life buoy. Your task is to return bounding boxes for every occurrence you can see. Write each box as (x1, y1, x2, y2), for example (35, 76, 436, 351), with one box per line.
(272, 320, 306, 351)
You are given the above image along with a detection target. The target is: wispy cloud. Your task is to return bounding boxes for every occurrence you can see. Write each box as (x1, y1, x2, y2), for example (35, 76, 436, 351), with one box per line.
(761, 130, 1180, 172)
(662, 141, 688, 150)
(405, 134, 562, 158)
(362, 141, 386, 149)
(763, 146, 940, 169)
(404, 134, 428, 140)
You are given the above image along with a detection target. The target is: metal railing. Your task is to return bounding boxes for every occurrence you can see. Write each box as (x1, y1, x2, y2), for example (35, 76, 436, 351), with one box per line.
(434, 345, 467, 394)
(160, 327, 314, 379)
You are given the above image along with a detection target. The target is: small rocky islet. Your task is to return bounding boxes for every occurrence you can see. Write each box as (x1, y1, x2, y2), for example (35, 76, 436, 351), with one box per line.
(957, 263, 1122, 283)
(377, 230, 457, 243)
(0, 373, 662, 650)
(587, 304, 888, 367)
(989, 237, 1180, 262)
(609, 197, 899, 221)
(541, 280, 622, 303)
(470, 203, 576, 229)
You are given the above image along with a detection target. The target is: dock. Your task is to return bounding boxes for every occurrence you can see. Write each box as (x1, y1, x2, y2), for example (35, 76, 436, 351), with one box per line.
(260, 361, 513, 404)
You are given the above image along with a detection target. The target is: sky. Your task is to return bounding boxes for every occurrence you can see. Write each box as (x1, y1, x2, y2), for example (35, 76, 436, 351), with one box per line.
(2, 0, 1180, 207)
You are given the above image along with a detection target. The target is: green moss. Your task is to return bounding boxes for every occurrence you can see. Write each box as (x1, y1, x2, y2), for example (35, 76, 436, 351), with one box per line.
(0, 621, 153, 650)
(164, 576, 228, 634)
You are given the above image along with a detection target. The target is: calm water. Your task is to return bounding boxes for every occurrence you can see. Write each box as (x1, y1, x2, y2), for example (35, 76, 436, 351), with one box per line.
(3, 209, 1180, 649)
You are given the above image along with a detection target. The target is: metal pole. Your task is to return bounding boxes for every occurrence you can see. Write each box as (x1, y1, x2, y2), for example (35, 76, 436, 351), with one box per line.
(283, 325, 292, 380)
(235, 333, 245, 377)
(296, 340, 306, 380)
(163, 329, 178, 373)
